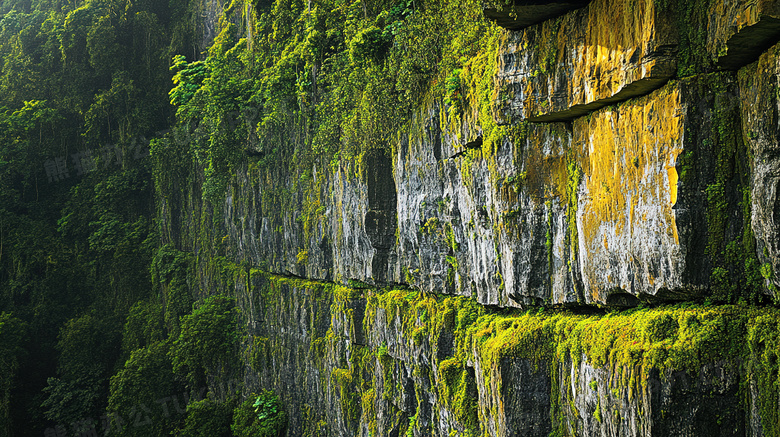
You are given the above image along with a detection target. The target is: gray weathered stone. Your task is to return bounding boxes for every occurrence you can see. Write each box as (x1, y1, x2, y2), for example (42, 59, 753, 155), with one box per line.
(739, 41, 780, 297)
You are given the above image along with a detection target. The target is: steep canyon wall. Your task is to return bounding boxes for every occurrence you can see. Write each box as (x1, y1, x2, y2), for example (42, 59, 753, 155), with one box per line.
(159, 0, 780, 435)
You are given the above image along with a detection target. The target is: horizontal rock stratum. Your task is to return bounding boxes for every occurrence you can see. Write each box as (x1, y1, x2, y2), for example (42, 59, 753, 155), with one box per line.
(218, 72, 769, 307)
(492, 0, 780, 123)
(238, 272, 779, 436)
(196, 0, 780, 308)
(492, 0, 678, 123)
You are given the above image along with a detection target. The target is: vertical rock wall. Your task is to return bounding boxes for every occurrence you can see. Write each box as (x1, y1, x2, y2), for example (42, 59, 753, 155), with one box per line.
(165, 0, 780, 435)
(216, 0, 780, 307)
(573, 77, 738, 302)
(235, 273, 776, 437)
(740, 43, 780, 297)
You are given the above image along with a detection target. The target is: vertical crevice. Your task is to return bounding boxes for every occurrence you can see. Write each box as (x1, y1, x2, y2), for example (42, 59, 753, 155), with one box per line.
(363, 148, 397, 283)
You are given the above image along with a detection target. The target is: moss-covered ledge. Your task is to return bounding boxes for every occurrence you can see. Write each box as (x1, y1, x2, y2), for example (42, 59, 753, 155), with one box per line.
(234, 269, 780, 436)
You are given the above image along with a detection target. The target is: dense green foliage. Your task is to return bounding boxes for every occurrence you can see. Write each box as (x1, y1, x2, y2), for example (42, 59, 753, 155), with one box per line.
(178, 398, 236, 437)
(170, 294, 238, 389)
(0, 312, 25, 436)
(0, 0, 256, 434)
(41, 311, 121, 427)
(106, 341, 184, 437)
(162, 0, 495, 204)
(231, 391, 288, 437)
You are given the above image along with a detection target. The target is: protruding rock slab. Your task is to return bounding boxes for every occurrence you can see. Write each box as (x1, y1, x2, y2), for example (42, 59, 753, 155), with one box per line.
(482, 0, 588, 30)
(494, 0, 780, 124)
(740, 42, 780, 296)
(709, 0, 780, 70)
(493, 0, 678, 124)
(573, 76, 740, 302)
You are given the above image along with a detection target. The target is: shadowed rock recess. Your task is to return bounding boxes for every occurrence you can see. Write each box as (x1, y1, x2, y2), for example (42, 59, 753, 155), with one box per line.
(158, 0, 780, 435)
(482, 0, 589, 30)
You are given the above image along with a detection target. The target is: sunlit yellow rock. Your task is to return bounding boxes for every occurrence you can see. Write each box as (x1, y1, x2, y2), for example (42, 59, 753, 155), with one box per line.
(493, 0, 677, 123)
(572, 75, 740, 303)
(709, 0, 780, 69)
(493, 0, 780, 123)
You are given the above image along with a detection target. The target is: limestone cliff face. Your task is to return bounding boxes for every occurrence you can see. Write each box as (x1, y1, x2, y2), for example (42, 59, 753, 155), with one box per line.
(216, 0, 780, 307)
(166, 0, 780, 435)
(741, 43, 780, 297)
(492, 0, 780, 123)
(492, 0, 678, 123)
(236, 273, 773, 437)
(573, 76, 740, 303)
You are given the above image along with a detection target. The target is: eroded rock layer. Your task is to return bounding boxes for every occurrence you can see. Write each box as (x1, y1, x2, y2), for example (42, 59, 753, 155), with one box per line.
(740, 42, 780, 297)
(492, 0, 678, 123)
(573, 75, 740, 303)
(220, 72, 760, 306)
(197, 0, 780, 309)
(492, 0, 780, 123)
(709, 0, 780, 70)
(482, 0, 588, 30)
(236, 272, 778, 437)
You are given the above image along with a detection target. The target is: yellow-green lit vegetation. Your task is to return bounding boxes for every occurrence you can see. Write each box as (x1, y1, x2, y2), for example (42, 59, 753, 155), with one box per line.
(161, 0, 510, 265)
(252, 272, 780, 435)
(437, 357, 479, 435)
